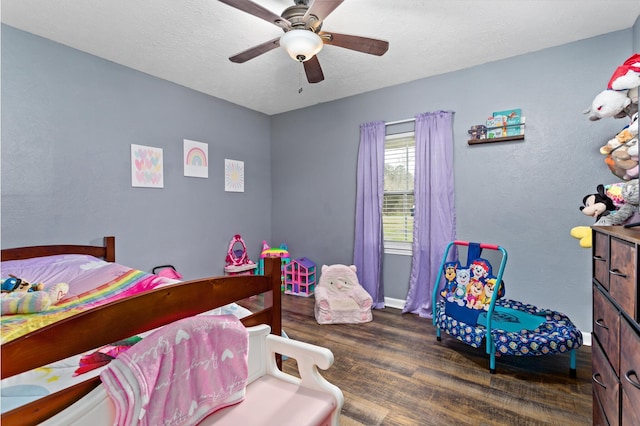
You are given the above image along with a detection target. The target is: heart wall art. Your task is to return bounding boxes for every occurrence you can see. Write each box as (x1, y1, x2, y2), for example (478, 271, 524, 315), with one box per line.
(131, 144, 164, 188)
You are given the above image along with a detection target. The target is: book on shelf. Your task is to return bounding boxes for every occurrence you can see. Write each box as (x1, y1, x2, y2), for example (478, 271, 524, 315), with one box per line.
(491, 108, 524, 136)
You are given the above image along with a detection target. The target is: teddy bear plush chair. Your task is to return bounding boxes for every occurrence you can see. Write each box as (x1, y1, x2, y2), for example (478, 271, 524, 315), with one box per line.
(314, 264, 373, 325)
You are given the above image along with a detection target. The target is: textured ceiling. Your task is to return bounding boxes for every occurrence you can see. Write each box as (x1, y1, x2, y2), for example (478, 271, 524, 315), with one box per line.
(2, 0, 640, 115)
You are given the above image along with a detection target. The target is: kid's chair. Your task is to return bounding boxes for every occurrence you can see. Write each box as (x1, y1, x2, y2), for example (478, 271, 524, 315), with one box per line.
(432, 240, 583, 375)
(314, 264, 373, 325)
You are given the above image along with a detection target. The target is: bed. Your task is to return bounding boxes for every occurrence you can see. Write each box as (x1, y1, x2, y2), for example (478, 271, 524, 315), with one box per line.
(1, 236, 341, 425)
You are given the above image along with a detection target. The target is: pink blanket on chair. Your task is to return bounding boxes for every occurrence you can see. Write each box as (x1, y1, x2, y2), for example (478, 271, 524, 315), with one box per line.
(100, 315, 249, 426)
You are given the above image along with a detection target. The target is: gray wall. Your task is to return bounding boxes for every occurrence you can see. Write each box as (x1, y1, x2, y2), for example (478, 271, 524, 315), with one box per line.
(1, 25, 272, 279)
(635, 15, 640, 50)
(271, 30, 637, 332)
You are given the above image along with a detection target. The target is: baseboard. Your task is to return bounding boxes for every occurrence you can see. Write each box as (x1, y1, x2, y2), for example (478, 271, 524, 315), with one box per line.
(383, 297, 592, 347)
(384, 297, 405, 310)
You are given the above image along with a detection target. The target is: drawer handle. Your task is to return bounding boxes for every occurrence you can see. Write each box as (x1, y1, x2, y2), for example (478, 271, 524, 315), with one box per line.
(592, 373, 607, 389)
(594, 319, 608, 330)
(593, 256, 606, 262)
(609, 269, 628, 278)
(625, 370, 640, 390)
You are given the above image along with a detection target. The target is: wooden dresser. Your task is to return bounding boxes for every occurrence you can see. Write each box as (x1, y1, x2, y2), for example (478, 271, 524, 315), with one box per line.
(591, 226, 640, 426)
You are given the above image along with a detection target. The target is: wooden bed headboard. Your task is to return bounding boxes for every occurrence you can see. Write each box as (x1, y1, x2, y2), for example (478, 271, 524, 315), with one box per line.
(1, 236, 115, 262)
(0, 236, 282, 425)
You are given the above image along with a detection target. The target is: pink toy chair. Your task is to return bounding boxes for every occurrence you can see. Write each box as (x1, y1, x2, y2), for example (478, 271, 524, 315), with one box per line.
(314, 264, 373, 324)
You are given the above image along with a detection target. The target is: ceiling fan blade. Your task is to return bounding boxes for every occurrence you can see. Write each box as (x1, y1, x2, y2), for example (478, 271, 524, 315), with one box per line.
(229, 37, 281, 63)
(218, 0, 290, 28)
(303, 0, 344, 23)
(303, 55, 324, 83)
(320, 32, 389, 56)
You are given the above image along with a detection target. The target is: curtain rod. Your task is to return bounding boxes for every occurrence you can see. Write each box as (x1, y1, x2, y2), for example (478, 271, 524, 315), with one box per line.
(385, 118, 415, 126)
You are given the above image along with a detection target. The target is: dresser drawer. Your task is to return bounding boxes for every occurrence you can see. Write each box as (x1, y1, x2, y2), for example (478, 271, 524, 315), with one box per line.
(591, 227, 640, 426)
(593, 231, 610, 290)
(620, 319, 640, 425)
(593, 392, 610, 426)
(594, 285, 621, 375)
(622, 388, 640, 425)
(594, 230, 611, 290)
(609, 237, 637, 320)
(593, 338, 620, 426)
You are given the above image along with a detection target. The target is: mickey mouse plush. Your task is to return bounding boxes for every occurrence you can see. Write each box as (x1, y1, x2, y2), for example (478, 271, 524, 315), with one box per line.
(572, 179, 640, 247)
(580, 184, 617, 221)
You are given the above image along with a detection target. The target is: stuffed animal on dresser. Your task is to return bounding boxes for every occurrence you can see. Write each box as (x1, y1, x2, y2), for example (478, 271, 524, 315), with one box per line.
(593, 179, 640, 226)
(600, 113, 639, 180)
(579, 184, 619, 221)
(584, 54, 640, 121)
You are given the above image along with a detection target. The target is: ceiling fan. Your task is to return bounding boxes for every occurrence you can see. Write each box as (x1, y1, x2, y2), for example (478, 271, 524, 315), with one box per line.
(218, 0, 389, 83)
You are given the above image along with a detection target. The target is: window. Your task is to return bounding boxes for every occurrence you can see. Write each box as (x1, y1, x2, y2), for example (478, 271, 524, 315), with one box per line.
(383, 132, 415, 255)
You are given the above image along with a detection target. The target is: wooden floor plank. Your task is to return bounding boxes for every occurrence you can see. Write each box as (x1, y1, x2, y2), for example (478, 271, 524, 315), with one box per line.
(281, 294, 592, 425)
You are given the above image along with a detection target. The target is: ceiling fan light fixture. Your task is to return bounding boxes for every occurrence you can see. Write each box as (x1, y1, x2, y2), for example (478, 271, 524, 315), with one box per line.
(280, 29, 323, 62)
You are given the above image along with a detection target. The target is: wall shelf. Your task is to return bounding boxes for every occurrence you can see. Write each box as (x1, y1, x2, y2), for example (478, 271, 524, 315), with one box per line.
(468, 135, 525, 145)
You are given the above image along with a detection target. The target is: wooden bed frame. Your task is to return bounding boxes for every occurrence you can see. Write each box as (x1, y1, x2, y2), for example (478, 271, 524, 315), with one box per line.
(1, 236, 283, 425)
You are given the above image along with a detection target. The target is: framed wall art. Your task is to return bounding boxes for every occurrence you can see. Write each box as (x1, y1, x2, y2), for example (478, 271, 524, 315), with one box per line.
(131, 144, 163, 188)
(183, 139, 208, 178)
(225, 159, 244, 192)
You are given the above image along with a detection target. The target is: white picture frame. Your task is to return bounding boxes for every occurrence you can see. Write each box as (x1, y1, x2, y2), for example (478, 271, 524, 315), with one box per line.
(131, 144, 163, 188)
(225, 159, 244, 192)
(183, 139, 208, 178)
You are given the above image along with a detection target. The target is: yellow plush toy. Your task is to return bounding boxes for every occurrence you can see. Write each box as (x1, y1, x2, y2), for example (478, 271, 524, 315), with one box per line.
(570, 226, 593, 248)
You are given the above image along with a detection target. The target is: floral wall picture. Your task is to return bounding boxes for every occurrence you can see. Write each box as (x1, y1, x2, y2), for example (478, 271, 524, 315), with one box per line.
(131, 144, 163, 188)
(225, 159, 244, 192)
(183, 139, 208, 178)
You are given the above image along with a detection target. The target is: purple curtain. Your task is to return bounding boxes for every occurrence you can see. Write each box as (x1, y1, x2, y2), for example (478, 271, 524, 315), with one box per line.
(402, 111, 456, 318)
(353, 121, 385, 308)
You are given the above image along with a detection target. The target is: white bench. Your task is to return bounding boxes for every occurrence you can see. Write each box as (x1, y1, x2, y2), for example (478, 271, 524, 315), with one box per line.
(43, 325, 344, 426)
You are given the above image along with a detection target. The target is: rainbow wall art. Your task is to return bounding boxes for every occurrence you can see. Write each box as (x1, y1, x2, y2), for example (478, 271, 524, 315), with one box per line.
(131, 144, 163, 188)
(183, 139, 209, 178)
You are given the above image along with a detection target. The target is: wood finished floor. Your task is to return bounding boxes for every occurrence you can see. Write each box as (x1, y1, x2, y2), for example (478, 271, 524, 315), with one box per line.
(280, 294, 592, 426)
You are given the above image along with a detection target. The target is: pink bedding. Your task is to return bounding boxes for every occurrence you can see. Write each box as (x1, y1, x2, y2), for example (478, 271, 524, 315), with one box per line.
(1, 254, 173, 344)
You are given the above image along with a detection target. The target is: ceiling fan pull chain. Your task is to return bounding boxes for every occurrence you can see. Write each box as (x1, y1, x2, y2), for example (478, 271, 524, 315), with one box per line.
(298, 67, 304, 94)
